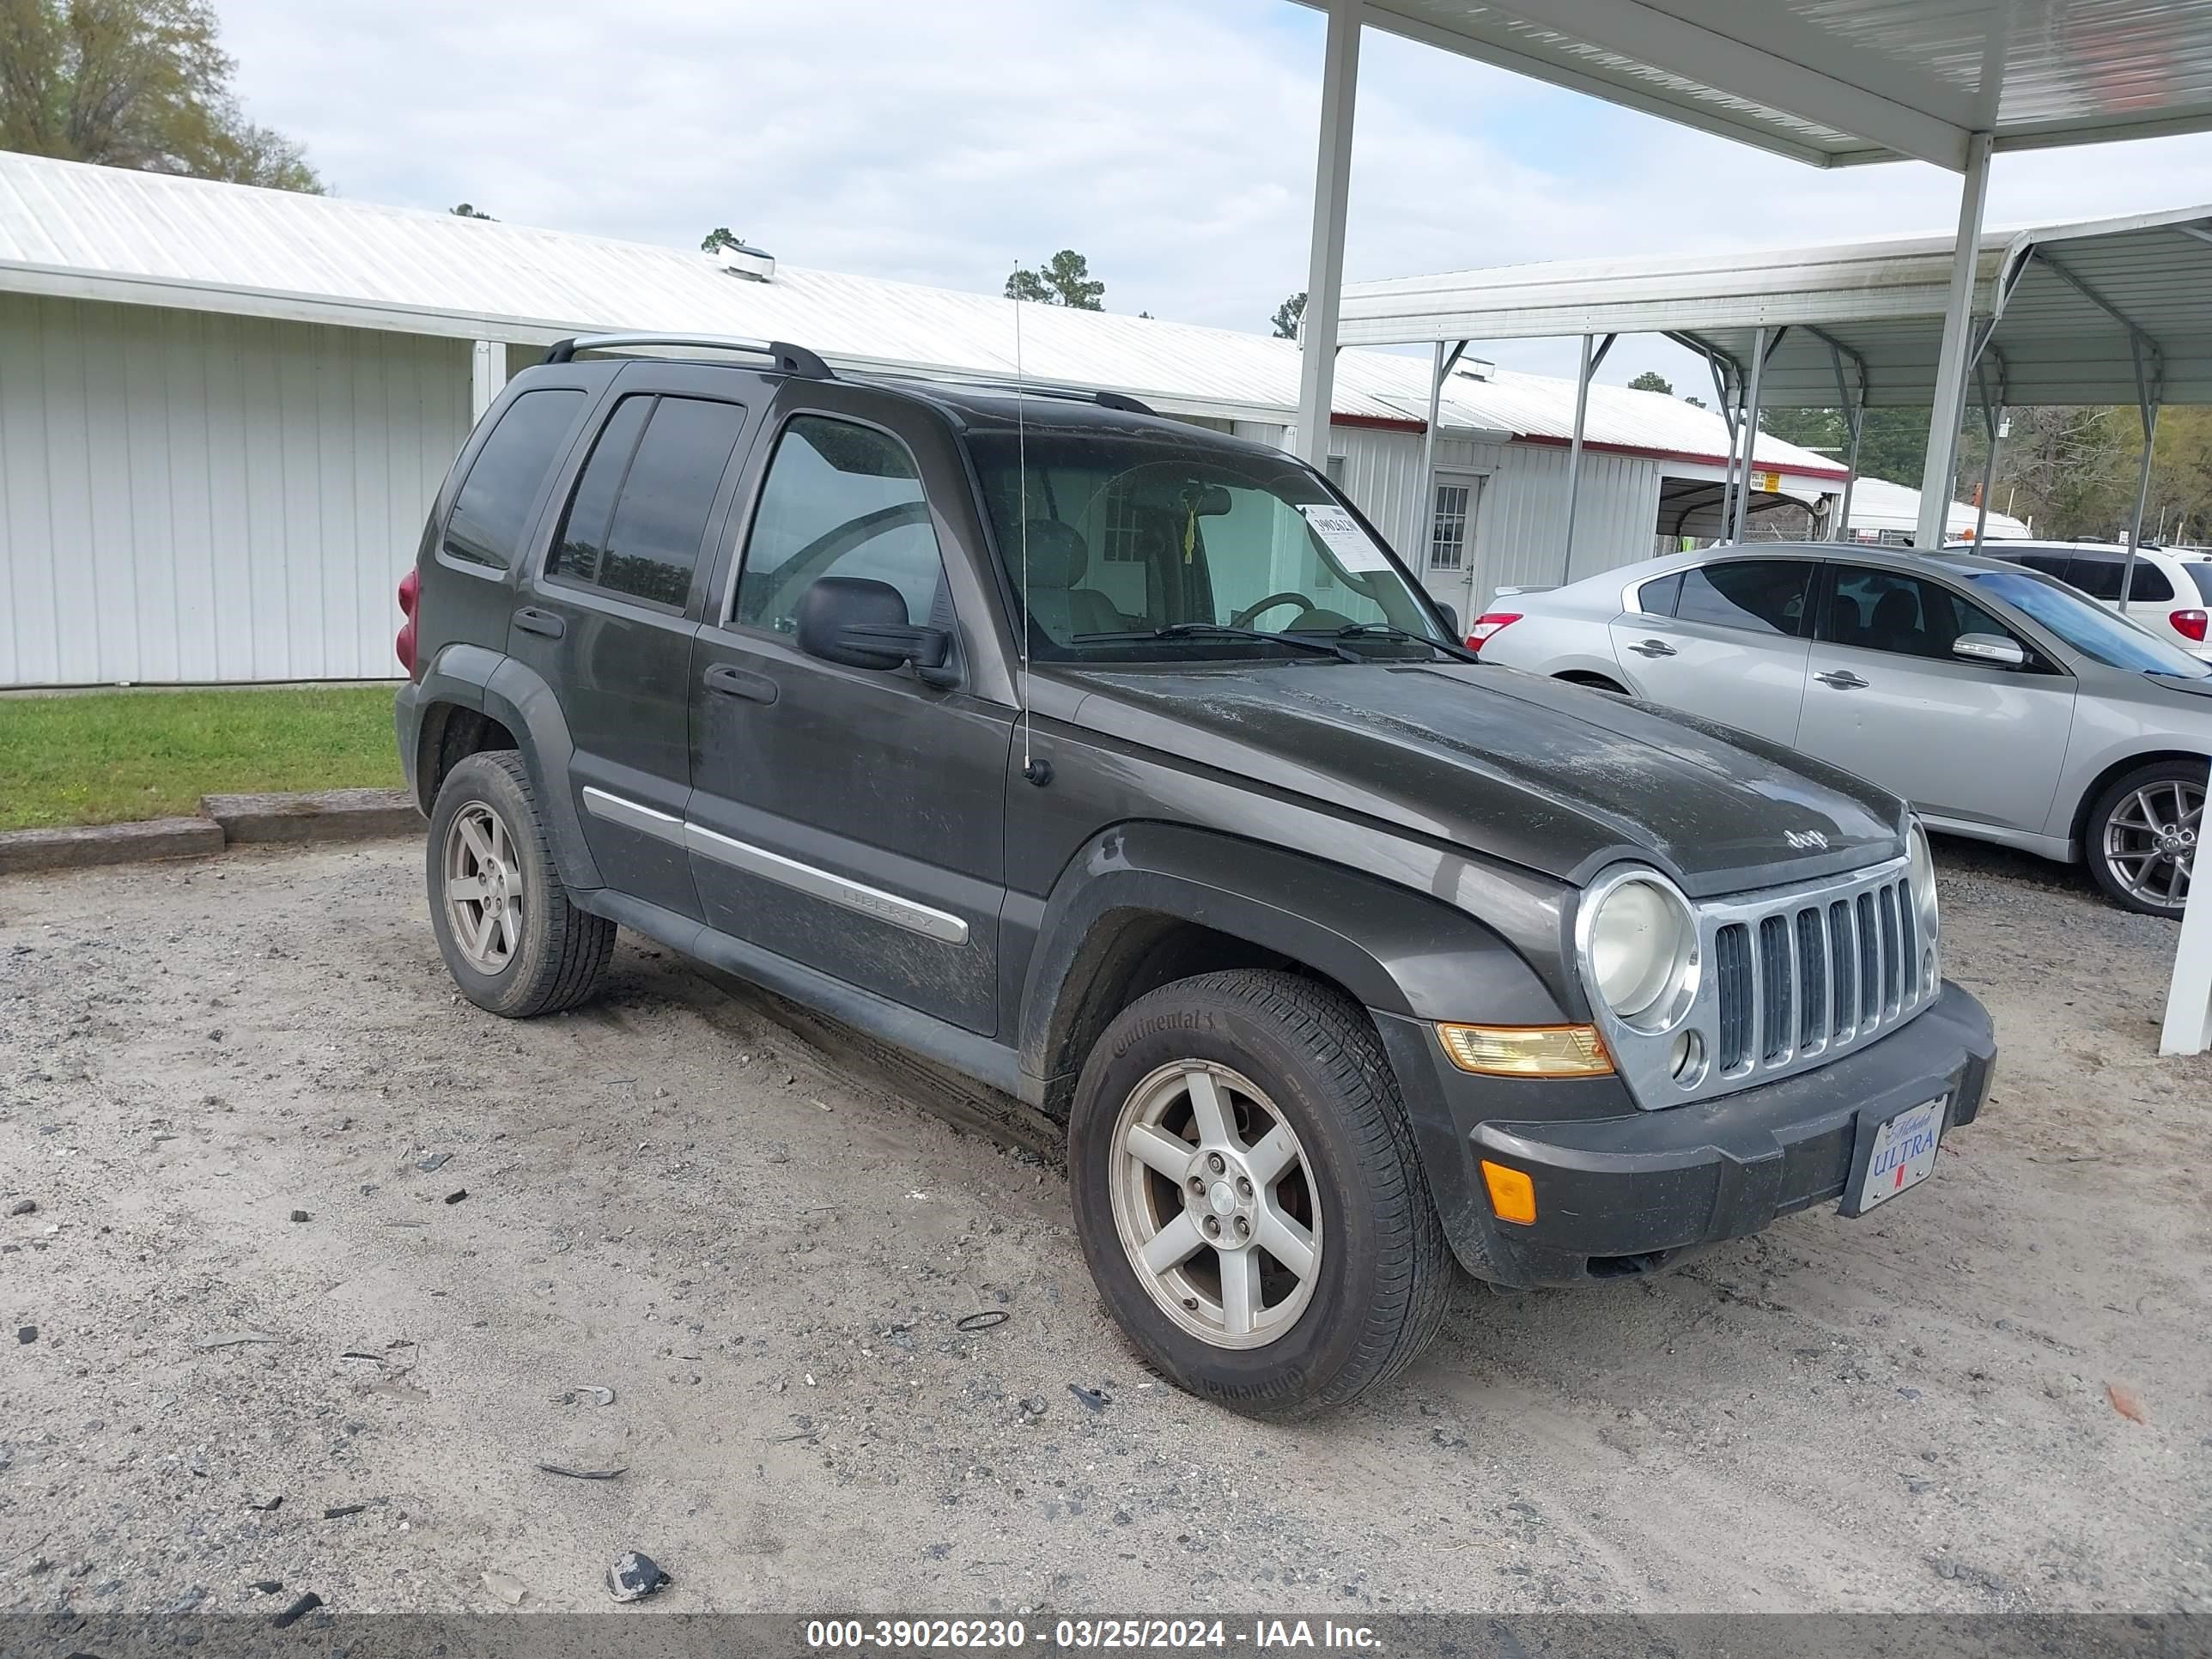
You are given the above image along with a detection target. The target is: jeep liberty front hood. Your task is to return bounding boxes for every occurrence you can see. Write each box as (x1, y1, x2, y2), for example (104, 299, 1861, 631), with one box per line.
(1053, 660, 1904, 895)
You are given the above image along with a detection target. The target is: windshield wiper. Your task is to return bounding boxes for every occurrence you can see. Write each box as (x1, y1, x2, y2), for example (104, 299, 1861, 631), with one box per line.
(1328, 622, 1484, 664)
(1074, 623, 1359, 662)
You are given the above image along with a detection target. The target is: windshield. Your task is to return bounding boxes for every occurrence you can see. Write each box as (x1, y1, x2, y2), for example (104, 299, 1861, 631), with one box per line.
(1965, 568, 2212, 678)
(964, 429, 1446, 662)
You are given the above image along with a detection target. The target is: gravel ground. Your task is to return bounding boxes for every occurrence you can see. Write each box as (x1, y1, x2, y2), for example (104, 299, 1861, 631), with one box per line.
(1, 836, 2206, 1619)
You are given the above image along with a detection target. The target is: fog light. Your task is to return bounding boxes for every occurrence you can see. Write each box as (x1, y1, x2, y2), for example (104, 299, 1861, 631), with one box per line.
(1669, 1028, 1705, 1085)
(1480, 1160, 1537, 1225)
(1437, 1024, 1612, 1078)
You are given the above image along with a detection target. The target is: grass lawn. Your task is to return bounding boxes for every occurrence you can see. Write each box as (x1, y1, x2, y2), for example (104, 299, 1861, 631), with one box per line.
(0, 685, 405, 831)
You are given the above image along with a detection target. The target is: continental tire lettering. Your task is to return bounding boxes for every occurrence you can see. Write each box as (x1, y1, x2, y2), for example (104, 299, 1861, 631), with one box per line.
(1113, 1009, 1218, 1057)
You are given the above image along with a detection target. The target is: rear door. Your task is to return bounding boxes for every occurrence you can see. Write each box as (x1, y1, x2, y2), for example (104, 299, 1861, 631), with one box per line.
(686, 394, 1015, 1036)
(1796, 562, 2075, 832)
(1605, 556, 1814, 745)
(507, 363, 761, 921)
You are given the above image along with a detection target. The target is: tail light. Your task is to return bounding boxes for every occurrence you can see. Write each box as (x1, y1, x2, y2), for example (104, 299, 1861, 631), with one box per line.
(1466, 611, 1522, 653)
(2171, 608, 2207, 643)
(397, 568, 421, 678)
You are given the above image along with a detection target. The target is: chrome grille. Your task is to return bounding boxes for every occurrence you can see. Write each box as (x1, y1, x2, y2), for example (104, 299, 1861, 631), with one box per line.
(1712, 865, 1923, 1084)
(1590, 853, 1934, 1111)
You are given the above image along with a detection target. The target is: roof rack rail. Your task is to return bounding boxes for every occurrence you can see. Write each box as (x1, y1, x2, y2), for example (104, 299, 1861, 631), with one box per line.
(544, 333, 832, 379)
(860, 368, 1155, 416)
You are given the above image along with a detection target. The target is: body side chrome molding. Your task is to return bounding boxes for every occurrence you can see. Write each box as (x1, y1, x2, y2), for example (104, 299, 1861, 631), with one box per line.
(580, 784, 968, 946)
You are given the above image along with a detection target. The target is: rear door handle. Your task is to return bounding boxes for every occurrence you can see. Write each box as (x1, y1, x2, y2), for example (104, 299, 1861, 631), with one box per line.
(513, 606, 565, 640)
(1627, 638, 1677, 658)
(703, 663, 778, 705)
(1815, 669, 1869, 690)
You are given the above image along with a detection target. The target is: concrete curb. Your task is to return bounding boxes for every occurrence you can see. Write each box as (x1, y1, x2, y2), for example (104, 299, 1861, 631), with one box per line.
(0, 816, 227, 876)
(0, 789, 421, 878)
(202, 788, 422, 845)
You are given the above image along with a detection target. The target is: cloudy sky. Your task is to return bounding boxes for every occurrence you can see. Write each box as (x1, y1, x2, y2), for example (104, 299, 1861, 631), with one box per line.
(216, 0, 2212, 392)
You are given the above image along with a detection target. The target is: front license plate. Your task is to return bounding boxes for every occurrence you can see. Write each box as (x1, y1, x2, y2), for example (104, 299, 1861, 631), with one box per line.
(1856, 1097, 1947, 1212)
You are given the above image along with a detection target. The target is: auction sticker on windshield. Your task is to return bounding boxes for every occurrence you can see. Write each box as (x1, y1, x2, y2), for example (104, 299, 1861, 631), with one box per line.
(1299, 503, 1391, 573)
(1856, 1096, 1946, 1212)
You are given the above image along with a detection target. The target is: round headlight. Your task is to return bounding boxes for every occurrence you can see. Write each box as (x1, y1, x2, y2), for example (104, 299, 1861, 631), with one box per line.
(1585, 875, 1697, 1027)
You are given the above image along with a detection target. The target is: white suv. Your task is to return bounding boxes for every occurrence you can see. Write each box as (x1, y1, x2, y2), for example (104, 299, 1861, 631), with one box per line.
(1966, 540, 2212, 658)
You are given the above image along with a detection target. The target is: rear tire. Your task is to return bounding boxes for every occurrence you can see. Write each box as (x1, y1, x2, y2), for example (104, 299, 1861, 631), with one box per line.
(2084, 760, 2203, 918)
(427, 751, 614, 1017)
(1068, 969, 1451, 1419)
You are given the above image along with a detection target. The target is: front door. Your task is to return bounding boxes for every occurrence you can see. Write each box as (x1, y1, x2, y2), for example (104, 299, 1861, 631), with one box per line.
(507, 365, 759, 920)
(1422, 472, 1485, 624)
(1796, 562, 2075, 834)
(1606, 556, 1814, 747)
(687, 403, 1014, 1036)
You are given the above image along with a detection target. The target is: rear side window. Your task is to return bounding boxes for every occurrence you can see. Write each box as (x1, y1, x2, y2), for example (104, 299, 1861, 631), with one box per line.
(2064, 556, 2172, 602)
(1634, 572, 1683, 617)
(735, 416, 948, 634)
(547, 394, 746, 609)
(1675, 560, 1811, 637)
(2185, 563, 2212, 604)
(443, 389, 585, 569)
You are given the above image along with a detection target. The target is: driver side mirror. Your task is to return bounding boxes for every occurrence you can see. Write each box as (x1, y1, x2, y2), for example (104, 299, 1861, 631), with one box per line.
(1435, 601, 1460, 639)
(796, 576, 952, 679)
(1953, 632, 2026, 668)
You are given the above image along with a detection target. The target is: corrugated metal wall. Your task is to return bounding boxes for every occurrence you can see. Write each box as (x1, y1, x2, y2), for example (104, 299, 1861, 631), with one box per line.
(0, 294, 467, 685)
(1232, 419, 1664, 615)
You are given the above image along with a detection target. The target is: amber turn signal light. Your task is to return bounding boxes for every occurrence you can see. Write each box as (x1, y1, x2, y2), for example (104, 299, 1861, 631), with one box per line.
(1436, 1023, 1612, 1078)
(1480, 1160, 1537, 1224)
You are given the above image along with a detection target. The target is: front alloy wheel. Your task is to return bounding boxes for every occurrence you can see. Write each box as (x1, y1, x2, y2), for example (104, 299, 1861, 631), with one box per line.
(1069, 969, 1451, 1419)
(1110, 1061, 1322, 1348)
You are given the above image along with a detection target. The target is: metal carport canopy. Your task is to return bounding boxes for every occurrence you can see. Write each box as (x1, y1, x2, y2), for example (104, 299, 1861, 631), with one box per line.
(1291, 0, 2212, 169)
(1333, 203, 2212, 408)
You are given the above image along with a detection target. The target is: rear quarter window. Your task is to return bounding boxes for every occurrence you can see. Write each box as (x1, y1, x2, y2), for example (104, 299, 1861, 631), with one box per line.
(442, 389, 586, 570)
(2186, 563, 2212, 604)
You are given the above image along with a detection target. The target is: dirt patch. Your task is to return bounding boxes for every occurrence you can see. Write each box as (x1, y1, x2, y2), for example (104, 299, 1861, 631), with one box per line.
(1, 840, 2205, 1617)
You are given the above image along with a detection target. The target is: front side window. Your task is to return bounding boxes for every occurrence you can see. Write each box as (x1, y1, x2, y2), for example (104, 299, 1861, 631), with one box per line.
(736, 416, 949, 634)
(547, 394, 745, 609)
(444, 389, 584, 569)
(1675, 559, 1811, 637)
(963, 430, 1445, 662)
(1826, 565, 2017, 663)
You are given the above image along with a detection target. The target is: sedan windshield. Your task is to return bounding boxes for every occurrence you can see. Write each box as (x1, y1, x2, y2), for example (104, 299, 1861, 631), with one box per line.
(964, 428, 1447, 662)
(1966, 568, 2212, 678)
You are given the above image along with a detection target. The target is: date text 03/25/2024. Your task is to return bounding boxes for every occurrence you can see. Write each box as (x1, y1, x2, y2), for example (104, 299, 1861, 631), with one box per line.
(805, 1618, 1382, 1651)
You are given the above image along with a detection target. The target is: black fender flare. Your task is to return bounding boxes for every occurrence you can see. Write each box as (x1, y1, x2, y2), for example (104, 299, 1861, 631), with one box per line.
(1015, 821, 1565, 1089)
(409, 645, 604, 891)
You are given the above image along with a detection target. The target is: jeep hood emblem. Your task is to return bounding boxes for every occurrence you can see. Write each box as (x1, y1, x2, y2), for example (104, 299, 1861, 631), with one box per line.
(1785, 829, 1830, 851)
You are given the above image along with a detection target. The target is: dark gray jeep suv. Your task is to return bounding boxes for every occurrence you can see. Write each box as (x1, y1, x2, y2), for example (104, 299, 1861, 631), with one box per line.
(394, 332, 1996, 1418)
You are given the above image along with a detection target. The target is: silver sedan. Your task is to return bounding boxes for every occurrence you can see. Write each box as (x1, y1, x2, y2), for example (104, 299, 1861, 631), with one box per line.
(1473, 543, 2212, 916)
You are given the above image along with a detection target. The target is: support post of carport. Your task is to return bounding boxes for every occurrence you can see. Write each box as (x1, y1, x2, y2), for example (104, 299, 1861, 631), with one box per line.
(1972, 358, 2001, 546)
(2118, 334, 2162, 614)
(1559, 332, 1613, 577)
(1418, 339, 1467, 578)
(1915, 131, 1994, 550)
(1293, 0, 1361, 468)
(1729, 326, 1768, 545)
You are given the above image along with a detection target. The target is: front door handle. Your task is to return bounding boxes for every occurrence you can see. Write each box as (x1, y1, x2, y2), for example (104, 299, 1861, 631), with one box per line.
(1815, 669, 1869, 690)
(703, 663, 779, 705)
(513, 606, 565, 640)
(1627, 638, 1677, 658)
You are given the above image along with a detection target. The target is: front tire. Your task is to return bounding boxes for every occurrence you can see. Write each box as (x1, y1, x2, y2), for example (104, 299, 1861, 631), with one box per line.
(427, 751, 614, 1017)
(2085, 761, 2203, 918)
(1068, 969, 1451, 1419)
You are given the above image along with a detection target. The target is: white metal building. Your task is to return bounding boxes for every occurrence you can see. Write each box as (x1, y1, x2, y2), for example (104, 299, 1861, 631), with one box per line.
(0, 150, 1843, 687)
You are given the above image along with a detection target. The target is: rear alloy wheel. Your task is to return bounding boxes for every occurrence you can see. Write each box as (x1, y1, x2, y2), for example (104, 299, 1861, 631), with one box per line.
(2087, 761, 2203, 917)
(427, 751, 614, 1017)
(1069, 969, 1451, 1419)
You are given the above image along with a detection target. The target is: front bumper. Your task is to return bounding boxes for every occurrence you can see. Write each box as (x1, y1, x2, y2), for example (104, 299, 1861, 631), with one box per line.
(1376, 982, 1995, 1288)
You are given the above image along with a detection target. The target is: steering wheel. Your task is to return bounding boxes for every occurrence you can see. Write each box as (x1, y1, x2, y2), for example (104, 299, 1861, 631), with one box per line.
(1231, 592, 1318, 629)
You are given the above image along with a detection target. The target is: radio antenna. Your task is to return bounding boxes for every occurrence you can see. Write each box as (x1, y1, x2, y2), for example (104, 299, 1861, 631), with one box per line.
(1014, 294, 1034, 778)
